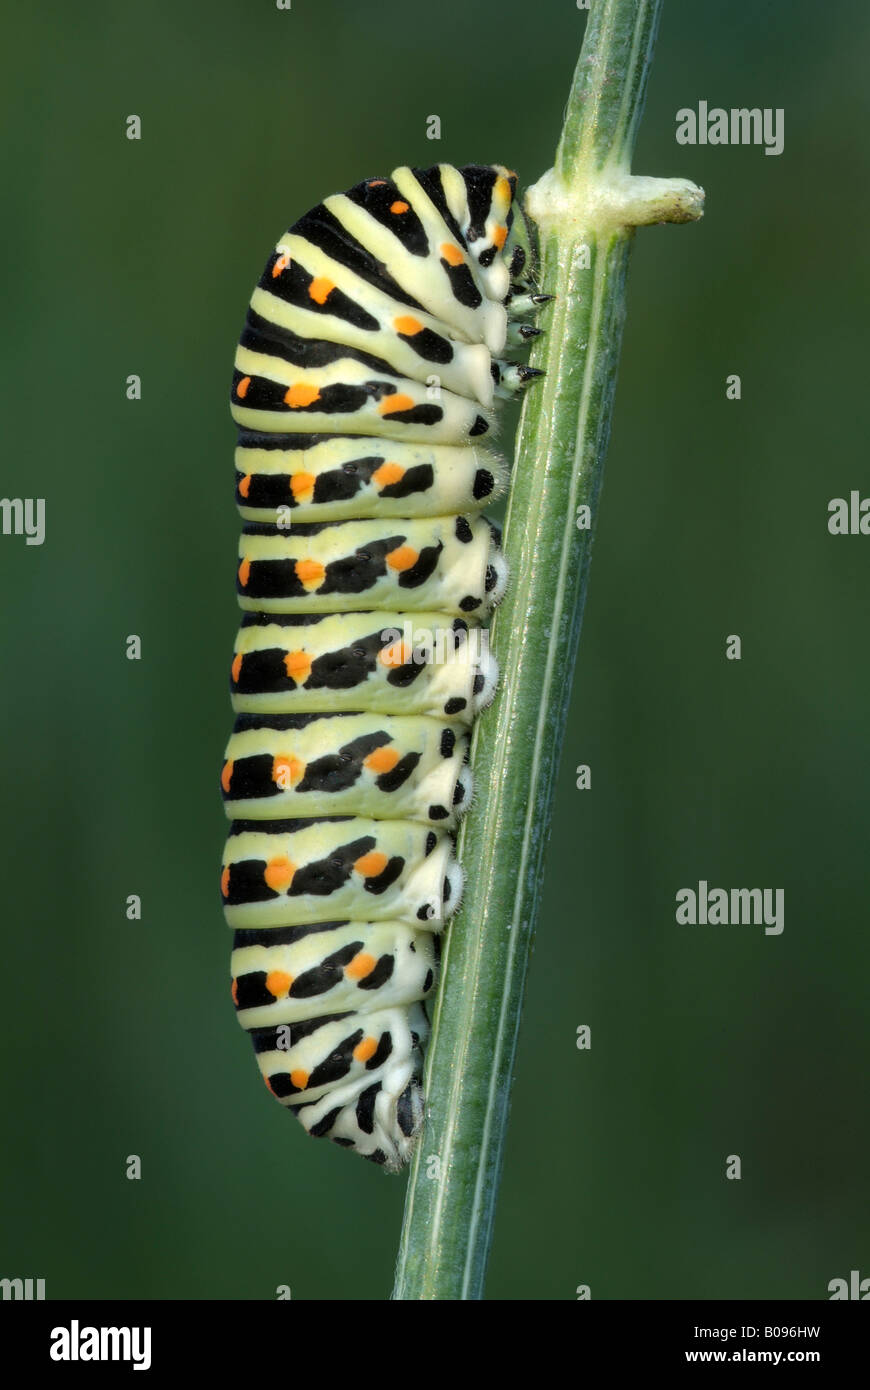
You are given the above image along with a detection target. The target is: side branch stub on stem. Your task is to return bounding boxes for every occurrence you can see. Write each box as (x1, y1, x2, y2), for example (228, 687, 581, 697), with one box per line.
(525, 166, 704, 237)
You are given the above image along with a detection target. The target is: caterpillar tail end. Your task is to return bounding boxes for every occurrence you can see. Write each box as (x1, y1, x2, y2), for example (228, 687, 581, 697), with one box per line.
(294, 1039, 430, 1173)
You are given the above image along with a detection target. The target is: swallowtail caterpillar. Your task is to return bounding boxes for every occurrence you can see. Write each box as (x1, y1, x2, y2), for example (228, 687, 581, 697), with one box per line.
(221, 164, 547, 1169)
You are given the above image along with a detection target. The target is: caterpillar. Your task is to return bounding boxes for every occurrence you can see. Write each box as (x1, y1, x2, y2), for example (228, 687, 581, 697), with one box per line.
(221, 163, 547, 1170)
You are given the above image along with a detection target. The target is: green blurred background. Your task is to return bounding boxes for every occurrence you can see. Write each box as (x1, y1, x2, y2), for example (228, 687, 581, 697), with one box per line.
(1, 0, 868, 1300)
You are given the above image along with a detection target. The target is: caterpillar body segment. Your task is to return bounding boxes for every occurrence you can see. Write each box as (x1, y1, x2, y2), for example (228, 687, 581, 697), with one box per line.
(223, 162, 544, 1169)
(234, 434, 509, 525)
(222, 816, 462, 932)
(236, 514, 507, 617)
(229, 609, 498, 723)
(222, 712, 471, 827)
(231, 922, 440, 1031)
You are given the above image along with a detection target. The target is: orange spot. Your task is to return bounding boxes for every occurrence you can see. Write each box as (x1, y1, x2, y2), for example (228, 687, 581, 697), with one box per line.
(386, 545, 418, 572)
(238, 474, 251, 498)
(364, 747, 400, 774)
(236, 376, 251, 399)
(345, 951, 377, 980)
(264, 856, 295, 892)
(231, 653, 243, 684)
(284, 649, 312, 684)
(393, 315, 423, 336)
(272, 253, 290, 278)
(492, 224, 508, 250)
(308, 276, 335, 305)
(238, 557, 251, 587)
(355, 850, 388, 878)
(290, 471, 315, 500)
(378, 639, 412, 668)
(265, 970, 293, 998)
(373, 461, 405, 487)
(272, 754, 304, 785)
(231, 977, 238, 1006)
(495, 176, 512, 203)
(290, 1068, 309, 1090)
(368, 180, 387, 187)
(354, 1036, 378, 1063)
(440, 242, 464, 266)
(294, 557, 325, 586)
(220, 866, 230, 898)
(377, 393, 414, 416)
(285, 383, 321, 408)
(390, 200, 409, 214)
(221, 760, 234, 793)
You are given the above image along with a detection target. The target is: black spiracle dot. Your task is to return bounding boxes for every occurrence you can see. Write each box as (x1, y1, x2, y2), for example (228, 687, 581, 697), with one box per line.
(459, 595, 481, 612)
(424, 831, 437, 855)
(444, 698, 466, 715)
(452, 778, 466, 805)
(484, 564, 497, 592)
(428, 804, 449, 821)
(454, 516, 473, 543)
(442, 876, 452, 903)
(472, 673, 485, 695)
(440, 728, 455, 758)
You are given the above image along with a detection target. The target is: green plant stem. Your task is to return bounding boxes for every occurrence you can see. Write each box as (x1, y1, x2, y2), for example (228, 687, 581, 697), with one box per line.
(392, 0, 702, 1301)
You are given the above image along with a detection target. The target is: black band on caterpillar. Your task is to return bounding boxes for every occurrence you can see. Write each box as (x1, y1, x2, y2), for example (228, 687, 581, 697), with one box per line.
(222, 162, 544, 1169)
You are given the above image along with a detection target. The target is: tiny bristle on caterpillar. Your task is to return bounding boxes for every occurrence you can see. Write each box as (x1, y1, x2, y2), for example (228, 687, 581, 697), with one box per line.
(222, 163, 545, 1170)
